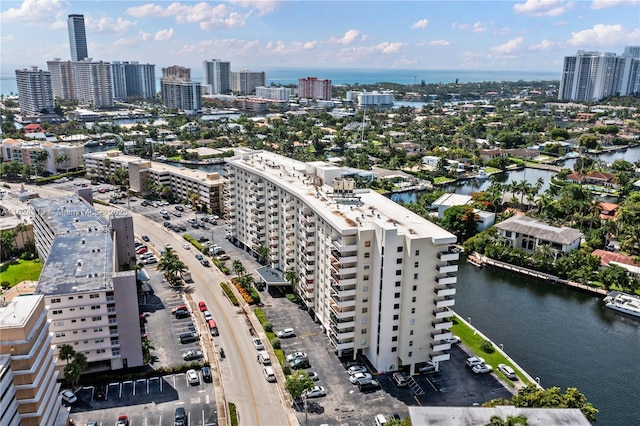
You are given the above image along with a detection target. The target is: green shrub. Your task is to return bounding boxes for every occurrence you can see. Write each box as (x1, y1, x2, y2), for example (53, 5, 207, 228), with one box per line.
(220, 282, 239, 306)
(254, 308, 267, 324)
(480, 339, 495, 354)
(229, 402, 238, 426)
(281, 363, 291, 376)
(182, 234, 203, 251)
(271, 338, 281, 349)
(94, 199, 109, 206)
(264, 321, 273, 332)
(285, 293, 300, 303)
(249, 287, 261, 304)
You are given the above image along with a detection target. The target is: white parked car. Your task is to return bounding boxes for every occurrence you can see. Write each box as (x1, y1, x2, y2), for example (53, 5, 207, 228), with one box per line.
(466, 356, 485, 368)
(347, 365, 367, 375)
(303, 386, 326, 398)
(286, 351, 307, 362)
(442, 335, 461, 345)
(418, 361, 437, 373)
(203, 311, 213, 321)
(182, 243, 191, 250)
(498, 364, 518, 380)
(187, 369, 200, 385)
(60, 390, 77, 404)
(275, 328, 295, 338)
(252, 338, 264, 350)
(472, 363, 493, 374)
(349, 372, 373, 384)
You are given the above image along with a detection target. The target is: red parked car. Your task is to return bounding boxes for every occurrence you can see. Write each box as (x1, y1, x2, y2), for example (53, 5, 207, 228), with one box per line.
(198, 301, 208, 312)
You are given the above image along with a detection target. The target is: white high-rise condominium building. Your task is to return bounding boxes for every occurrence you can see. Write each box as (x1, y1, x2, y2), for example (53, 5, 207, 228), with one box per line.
(559, 47, 640, 101)
(346, 90, 395, 107)
(255, 86, 291, 101)
(225, 150, 459, 374)
(15, 66, 55, 116)
(1, 295, 66, 426)
(47, 59, 75, 101)
(203, 59, 231, 95)
(67, 14, 88, 62)
(111, 61, 156, 100)
(231, 70, 266, 95)
(31, 192, 143, 372)
(47, 58, 114, 107)
(161, 66, 201, 113)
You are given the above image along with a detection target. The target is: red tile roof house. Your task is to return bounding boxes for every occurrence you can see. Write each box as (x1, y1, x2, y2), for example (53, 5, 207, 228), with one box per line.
(565, 171, 618, 188)
(22, 123, 44, 134)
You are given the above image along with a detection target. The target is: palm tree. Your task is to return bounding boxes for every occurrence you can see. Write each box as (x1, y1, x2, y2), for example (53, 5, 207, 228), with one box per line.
(0, 230, 17, 260)
(157, 248, 187, 285)
(232, 260, 246, 276)
(59, 344, 76, 365)
(285, 269, 300, 294)
(256, 245, 269, 265)
(14, 223, 28, 251)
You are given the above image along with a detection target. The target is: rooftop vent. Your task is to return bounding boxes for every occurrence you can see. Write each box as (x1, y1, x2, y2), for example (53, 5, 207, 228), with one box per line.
(76, 260, 82, 266)
(81, 239, 86, 244)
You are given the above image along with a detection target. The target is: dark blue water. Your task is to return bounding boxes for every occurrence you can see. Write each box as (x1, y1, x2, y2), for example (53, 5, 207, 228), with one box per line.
(455, 260, 640, 425)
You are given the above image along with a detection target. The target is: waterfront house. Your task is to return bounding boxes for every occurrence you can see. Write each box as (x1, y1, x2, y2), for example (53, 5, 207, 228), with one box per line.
(431, 193, 496, 231)
(495, 215, 583, 257)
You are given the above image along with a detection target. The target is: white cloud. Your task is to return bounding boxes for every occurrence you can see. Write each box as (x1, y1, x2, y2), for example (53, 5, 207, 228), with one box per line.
(227, 0, 279, 16)
(1, 34, 15, 43)
(528, 39, 558, 50)
(154, 28, 174, 41)
(494, 27, 510, 35)
(513, 0, 575, 17)
(429, 40, 450, 46)
(377, 41, 404, 54)
(567, 24, 640, 47)
(330, 29, 361, 45)
(591, 0, 638, 10)
(451, 22, 470, 31)
(411, 19, 429, 30)
(303, 41, 317, 49)
(472, 21, 488, 33)
(1, 0, 68, 22)
(491, 37, 524, 54)
(126, 2, 249, 29)
(86, 16, 137, 34)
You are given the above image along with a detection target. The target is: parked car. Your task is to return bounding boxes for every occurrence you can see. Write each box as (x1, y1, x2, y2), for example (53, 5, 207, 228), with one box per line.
(162, 214, 171, 220)
(175, 205, 184, 211)
(141, 235, 150, 242)
(201, 259, 210, 267)
(216, 254, 230, 261)
(187, 369, 200, 385)
(308, 371, 319, 381)
(442, 335, 461, 345)
(60, 389, 77, 404)
(290, 358, 311, 369)
(252, 338, 264, 350)
(275, 328, 295, 338)
(203, 310, 213, 321)
(195, 253, 204, 261)
(135, 247, 148, 255)
(303, 386, 326, 398)
(358, 379, 381, 393)
(350, 372, 373, 385)
(263, 366, 276, 382)
(347, 365, 367, 375)
(392, 372, 408, 387)
(472, 363, 493, 374)
(143, 256, 158, 264)
(498, 364, 518, 380)
(175, 310, 190, 319)
(116, 415, 129, 426)
(201, 366, 212, 382)
(286, 351, 307, 362)
(182, 350, 203, 361)
(466, 356, 486, 368)
(174, 407, 187, 426)
(172, 304, 188, 314)
(198, 301, 208, 312)
(164, 243, 172, 249)
(94, 384, 106, 400)
(182, 243, 191, 250)
(418, 361, 437, 373)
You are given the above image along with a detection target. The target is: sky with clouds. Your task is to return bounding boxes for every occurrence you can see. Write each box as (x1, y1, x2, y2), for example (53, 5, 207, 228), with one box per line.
(1, 0, 639, 77)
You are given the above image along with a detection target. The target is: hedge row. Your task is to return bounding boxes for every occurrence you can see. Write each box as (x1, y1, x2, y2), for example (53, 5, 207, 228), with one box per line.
(182, 233, 204, 251)
(34, 170, 85, 185)
(220, 282, 239, 306)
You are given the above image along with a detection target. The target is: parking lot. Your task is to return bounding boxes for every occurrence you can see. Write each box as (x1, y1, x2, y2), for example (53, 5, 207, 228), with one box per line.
(68, 371, 218, 425)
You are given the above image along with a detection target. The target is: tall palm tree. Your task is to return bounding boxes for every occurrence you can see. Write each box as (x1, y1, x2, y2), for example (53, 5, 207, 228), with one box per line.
(285, 269, 300, 294)
(59, 344, 76, 365)
(232, 260, 246, 276)
(157, 248, 187, 285)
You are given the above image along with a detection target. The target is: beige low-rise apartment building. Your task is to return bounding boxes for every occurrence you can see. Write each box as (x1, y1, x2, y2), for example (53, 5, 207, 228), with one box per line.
(83, 151, 225, 214)
(31, 190, 143, 372)
(0, 295, 67, 426)
(1, 138, 84, 174)
(225, 149, 459, 375)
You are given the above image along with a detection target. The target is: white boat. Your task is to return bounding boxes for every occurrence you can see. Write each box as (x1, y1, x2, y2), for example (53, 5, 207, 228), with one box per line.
(476, 168, 488, 180)
(604, 291, 640, 318)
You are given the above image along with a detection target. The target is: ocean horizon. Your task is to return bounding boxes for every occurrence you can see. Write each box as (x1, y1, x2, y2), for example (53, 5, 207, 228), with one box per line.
(1, 67, 560, 97)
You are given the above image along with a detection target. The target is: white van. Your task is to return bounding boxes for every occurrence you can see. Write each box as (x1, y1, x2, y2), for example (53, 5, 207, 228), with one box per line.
(374, 414, 387, 426)
(258, 350, 271, 365)
(263, 366, 276, 382)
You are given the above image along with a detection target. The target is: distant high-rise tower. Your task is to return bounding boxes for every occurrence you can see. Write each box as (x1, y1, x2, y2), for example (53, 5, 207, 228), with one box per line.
(298, 77, 332, 100)
(68, 14, 88, 61)
(559, 47, 639, 101)
(203, 59, 231, 94)
(231, 70, 266, 95)
(161, 66, 201, 113)
(15, 66, 55, 116)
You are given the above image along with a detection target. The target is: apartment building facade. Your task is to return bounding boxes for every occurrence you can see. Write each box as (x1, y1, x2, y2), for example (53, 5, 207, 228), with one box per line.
(161, 66, 201, 113)
(255, 86, 292, 102)
(559, 47, 640, 101)
(298, 77, 332, 100)
(1, 139, 84, 174)
(230, 70, 266, 95)
(0, 295, 65, 426)
(31, 193, 143, 372)
(346, 90, 395, 107)
(225, 150, 458, 374)
(203, 59, 231, 95)
(47, 58, 114, 108)
(15, 67, 55, 117)
(111, 61, 156, 100)
(67, 14, 88, 62)
(83, 151, 225, 214)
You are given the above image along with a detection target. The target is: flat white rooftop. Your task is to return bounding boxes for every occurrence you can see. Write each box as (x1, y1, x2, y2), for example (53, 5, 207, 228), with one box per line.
(0, 294, 41, 328)
(228, 150, 456, 244)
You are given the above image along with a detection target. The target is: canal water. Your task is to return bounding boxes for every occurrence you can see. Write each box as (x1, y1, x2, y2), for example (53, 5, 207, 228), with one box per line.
(455, 260, 640, 425)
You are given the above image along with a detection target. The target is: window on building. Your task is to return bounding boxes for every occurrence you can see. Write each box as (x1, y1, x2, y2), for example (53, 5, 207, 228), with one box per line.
(91, 305, 100, 310)
(90, 294, 99, 299)
(68, 296, 74, 300)
(414, 273, 419, 279)
(363, 286, 369, 292)
(392, 326, 398, 331)
(362, 317, 368, 324)
(51, 298, 61, 303)
(52, 310, 62, 315)
(360, 338, 367, 345)
(412, 285, 417, 291)
(414, 262, 419, 268)
(392, 336, 398, 342)
(361, 329, 367, 334)
(362, 307, 368, 314)
(396, 258, 402, 264)
(393, 314, 399, 320)
(409, 341, 413, 347)
(410, 319, 415, 325)
(365, 241, 371, 247)
(391, 347, 397, 352)
(410, 330, 414, 335)
(364, 264, 370, 270)
(364, 252, 370, 258)
(412, 297, 416, 303)
(411, 308, 415, 314)
(363, 275, 369, 281)
(397, 246, 403, 252)
(54, 321, 64, 327)
(362, 297, 368, 303)
(394, 303, 400, 309)
(415, 250, 420, 256)
(395, 270, 402, 276)
(408, 351, 413, 357)
(92, 316, 102, 321)
(394, 292, 400, 298)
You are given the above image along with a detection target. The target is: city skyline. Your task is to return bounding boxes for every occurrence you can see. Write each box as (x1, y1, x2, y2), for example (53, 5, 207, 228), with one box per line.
(1, 0, 639, 76)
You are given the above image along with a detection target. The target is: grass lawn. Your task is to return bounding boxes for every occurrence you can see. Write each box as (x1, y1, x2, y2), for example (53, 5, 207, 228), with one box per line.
(0, 259, 43, 287)
(451, 315, 532, 387)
